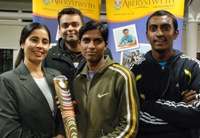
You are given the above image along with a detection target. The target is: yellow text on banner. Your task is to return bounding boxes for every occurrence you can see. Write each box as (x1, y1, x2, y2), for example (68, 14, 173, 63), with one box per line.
(106, 0, 185, 22)
(33, 0, 101, 20)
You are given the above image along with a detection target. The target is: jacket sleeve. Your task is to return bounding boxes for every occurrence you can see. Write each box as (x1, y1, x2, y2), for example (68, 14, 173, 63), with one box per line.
(102, 69, 140, 138)
(141, 98, 200, 128)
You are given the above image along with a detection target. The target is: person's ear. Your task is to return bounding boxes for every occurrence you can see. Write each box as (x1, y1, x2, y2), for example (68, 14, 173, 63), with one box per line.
(104, 41, 108, 51)
(56, 26, 61, 39)
(174, 30, 179, 40)
(105, 41, 108, 48)
(146, 31, 149, 41)
(58, 25, 62, 35)
(21, 44, 24, 49)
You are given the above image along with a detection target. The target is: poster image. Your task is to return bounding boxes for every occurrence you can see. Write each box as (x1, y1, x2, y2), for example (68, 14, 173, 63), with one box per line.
(106, 0, 185, 63)
(113, 24, 139, 52)
(121, 44, 151, 68)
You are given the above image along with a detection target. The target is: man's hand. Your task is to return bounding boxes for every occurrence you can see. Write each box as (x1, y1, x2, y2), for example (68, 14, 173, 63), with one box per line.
(182, 90, 197, 104)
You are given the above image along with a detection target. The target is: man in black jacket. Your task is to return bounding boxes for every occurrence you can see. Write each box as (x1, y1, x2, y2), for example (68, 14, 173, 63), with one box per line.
(129, 10, 200, 138)
(43, 8, 112, 93)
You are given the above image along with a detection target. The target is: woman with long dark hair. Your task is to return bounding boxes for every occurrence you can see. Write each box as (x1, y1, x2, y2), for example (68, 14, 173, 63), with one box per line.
(0, 22, 65, 138)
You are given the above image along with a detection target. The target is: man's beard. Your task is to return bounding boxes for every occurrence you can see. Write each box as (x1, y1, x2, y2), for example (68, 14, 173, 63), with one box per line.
(65, 39, 79, 48)
(156, 49, 166, 55)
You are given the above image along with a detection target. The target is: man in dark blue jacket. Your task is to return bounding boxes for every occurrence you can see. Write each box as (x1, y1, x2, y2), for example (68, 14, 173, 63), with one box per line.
(129, 10, 200, 138)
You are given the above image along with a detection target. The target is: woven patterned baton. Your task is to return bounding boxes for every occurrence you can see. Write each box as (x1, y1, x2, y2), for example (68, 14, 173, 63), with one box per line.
(53, 75, 79, 138)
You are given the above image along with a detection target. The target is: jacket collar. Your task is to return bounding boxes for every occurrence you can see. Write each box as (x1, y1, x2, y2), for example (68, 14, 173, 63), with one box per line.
(80, 55, 116, 76)
(145, 49, 183, 65)
(17, 62, 57, 117)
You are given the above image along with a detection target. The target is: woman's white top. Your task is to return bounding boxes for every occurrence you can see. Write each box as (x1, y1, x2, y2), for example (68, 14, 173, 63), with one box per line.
(33, 77, 54, 116)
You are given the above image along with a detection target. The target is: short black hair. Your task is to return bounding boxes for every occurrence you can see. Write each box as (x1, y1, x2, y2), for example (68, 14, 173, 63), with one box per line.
(79, 20, 108, 43)
(123, 28, 129, 33)
(58, 8, 84, 25)
(146, 10, 178, 31)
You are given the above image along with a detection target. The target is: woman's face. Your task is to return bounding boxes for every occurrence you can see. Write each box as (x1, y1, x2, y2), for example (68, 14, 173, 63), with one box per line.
(21, 28, 50, 65)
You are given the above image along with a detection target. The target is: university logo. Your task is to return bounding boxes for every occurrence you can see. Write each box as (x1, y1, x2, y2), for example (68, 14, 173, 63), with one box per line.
(114, 0, 122, 10)
(44, 0, 51, 5)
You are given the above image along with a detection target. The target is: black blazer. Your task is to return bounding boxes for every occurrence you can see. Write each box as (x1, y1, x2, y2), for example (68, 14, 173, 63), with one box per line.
(0, 62, 65, 138)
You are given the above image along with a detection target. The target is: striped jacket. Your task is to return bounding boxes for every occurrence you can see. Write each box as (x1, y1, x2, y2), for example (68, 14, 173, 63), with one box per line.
(73, 55, 139, 138)
(129, 49, 200, 138)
